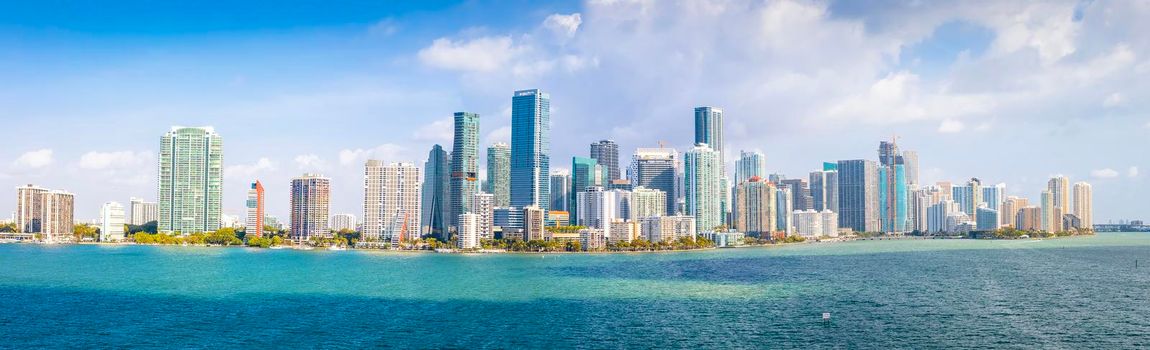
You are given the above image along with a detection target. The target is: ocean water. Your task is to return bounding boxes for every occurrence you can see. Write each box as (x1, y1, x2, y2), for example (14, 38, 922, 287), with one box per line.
(1, 233, 1149, 348)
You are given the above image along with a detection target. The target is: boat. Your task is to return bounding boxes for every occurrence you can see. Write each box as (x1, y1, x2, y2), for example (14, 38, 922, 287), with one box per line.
(328, 245, 347, 251)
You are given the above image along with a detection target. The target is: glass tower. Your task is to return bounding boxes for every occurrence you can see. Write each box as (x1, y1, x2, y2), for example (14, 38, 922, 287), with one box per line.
(590, 140, 620, 181)
(685, 144, 721, 233)
(485, 142, 511, 207)
(159, 126, 223, 234)
(510, 89, 551, 213)
(421, 144, 450, 240)
(450, 112, 480, 237)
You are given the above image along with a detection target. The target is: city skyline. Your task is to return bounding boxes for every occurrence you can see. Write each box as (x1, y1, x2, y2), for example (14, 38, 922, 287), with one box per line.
(0, 0, 1144, 223)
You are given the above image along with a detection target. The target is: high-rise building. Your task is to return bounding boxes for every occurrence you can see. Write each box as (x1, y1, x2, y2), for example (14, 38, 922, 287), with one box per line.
(549, 170, 570, 212)
(330, 214, 357, 232)
(630, 187, 667, 219)
(16, 184, 47, 234)
(837, 159, 879, 232)
(901, 150, 919, 187)
(694, 107, 725, 167)
(457, 213, 479, 249)
(39, 190, 74, 242)
(1048, 175, 1070, 215)
(1040, 190, 1064, 232)
(576, 187, 618, 239)
(734, 177, 777, 238)
(590, 140, 620, 181)
(159, 126, 223, 234)
(570, 157, 604, 225)
(641, 215, 696, 243)
(685, 144, 722, 233)
(100, 201, 125, 242)
(878, 164, 908, 233)
(779, 179, 813, 211)
(290, 174, 330, 242)
(927, 200, 959, 233)
(510, 89, 551, 215)
(485, 142, 511, 207)
(1072, 182, 1093, 229)
(365, 161, 422, 242)
(735, 151, 766, 184)
(129, 197, 158, 226)
(793, 209, 837, 238)
(421, 144, 450, 239)
(810, 170, 839, 213)
(879, 140, 900, 167)
(245, 181, 265, 238)
(1016, 206, 1043, 231)
(776, 186, 793, 235)
(472, 192, 494, 240)
(976, 206, 998, 231)
(1001, 196, 1029, 228)
(981, 183, 1006, 228)
(450, 112, 481, 236)
(523, 205, 547, 241)
(952, 178, 983, 221)
(630, 148, 678, 216)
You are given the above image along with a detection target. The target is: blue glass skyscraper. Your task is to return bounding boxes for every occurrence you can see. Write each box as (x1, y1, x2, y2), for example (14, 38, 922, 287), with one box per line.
(878, 164, 907, 232)
(510, 89, 551, 214)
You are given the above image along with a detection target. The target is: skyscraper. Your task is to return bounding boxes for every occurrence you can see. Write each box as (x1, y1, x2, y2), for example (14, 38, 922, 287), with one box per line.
(485, 142, 511, 207)
(694, 107, 727, 227)
(878, 164, 908, 233)
(901, 150, 919, 187)
(245, 181, 264, 238)
(549, 169, 570, 212)
(472, 192, 493, 240)
(330, 214, 357, 232)
(685, 144, 721, 233)
(159, 126, 223, 234)
(42, 191, 74, 242)
(421, 144, 450, 239)
(510, 89, 551, 213)
(735, 151, 766, 184)
(982, 183, 1007, 228)
(129, 197, 158, 226)
(810, 170, 839, 213)
(630, 186, 667, 219)
(1072, 181, 1093, 229)
(1048, 175, 1070, 219)
(450, 112, 481, 236)
(16, 184, 47, 233)
(779, 179, 813, 211)
(631, 148, 678, 216)
(290, 174, 330, 242)
(366, 161, 423, 242)
(838, 159, 880, 232)
(590, 140, 621, 181)
(100, 201, 125, 242)
(952, 178, 983, 221)
(570, 157, 603, 225)
(734, 177, 777, 238)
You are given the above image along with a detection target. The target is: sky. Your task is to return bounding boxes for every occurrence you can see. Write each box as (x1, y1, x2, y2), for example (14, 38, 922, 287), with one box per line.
(0, 0, 1146, 224)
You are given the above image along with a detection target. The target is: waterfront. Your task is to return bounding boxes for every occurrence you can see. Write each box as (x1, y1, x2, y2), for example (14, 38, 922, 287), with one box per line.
(1, 233, 1148, 348)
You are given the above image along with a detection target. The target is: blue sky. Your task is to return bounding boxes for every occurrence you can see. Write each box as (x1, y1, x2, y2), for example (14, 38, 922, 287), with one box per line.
(0, 0, 1145, 223)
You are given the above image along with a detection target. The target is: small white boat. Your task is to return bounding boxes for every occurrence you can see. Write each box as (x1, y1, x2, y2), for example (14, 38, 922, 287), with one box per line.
(328, 245, 347, 251)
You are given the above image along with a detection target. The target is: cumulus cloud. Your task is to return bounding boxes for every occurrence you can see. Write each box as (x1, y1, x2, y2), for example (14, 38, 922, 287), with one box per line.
(294, 154, 326, 170)
(225, 158, 276, 179)
(417, 36, 525, 72)
(338, 144, 407, 166)
(1091, 168, 1119, 179)
(412, 118, 453, 143)
(544, 13, 582, 38)
(12, 149, 54, 169)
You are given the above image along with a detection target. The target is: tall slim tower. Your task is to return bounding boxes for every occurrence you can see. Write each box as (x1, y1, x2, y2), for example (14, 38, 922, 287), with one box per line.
(1048, 175, 1070, 217)
(421, 144, 450, 239)
(450, 112, 480, 236)
(485, 142, 511, 207)
(1072, 181, 1093, 229)
(590, 140, 621, 181)
(735, 151, 766, 184)
(245, 181, 264, 238)
(290, 174, 330, 242)
(549, 169, 571, 212)
(159, 126, 223, 234)
(837, 159, 880, 232)
(685, 144, 721, 232)
(366, 161, 422, 242)
(510, 89, 551, 212)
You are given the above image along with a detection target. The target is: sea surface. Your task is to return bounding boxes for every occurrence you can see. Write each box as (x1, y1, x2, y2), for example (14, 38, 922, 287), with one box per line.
(1, 233, 1149, 349)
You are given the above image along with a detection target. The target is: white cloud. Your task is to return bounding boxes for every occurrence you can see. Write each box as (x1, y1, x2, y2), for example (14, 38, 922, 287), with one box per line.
(544, 13, 582, 38)
(417, 36, 525, 72)
(225, 158, 276, 179)
(412, 118, 453, 143)
(12, 149, 54, 169)
(294, 154, 325, 170)
(1103, 92, 1125, 107)
(369, 18, 399, 36)
(1091, 168, 1119, 179)
(1128, 166, 1139, 178)
(78, 151, 152, 170)
(338, 144, 407, 166)
(484, 126, 512, 145)
(937, 119, 965, 133)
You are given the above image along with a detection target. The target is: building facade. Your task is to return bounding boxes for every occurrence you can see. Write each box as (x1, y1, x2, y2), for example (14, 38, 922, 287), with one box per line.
(129, 197, 158, 226)
(100, 201, 125, 242)
(590, 140, 621, 181)
(685, 144, 722, 233)
(245, 181, 264, 238)
(290, 174, 330, 242)
(1072, 181, 1093, 229)
(837, 159, 879, 233)
(421, 144, 450, 239)
(510, 89, 551, 215)
(159, 126, 223, 234)
(450, 112, 481, 236)
(631, 148, 679, 216)
(734, 178, 777, 238)
(485, 142, 511, 207)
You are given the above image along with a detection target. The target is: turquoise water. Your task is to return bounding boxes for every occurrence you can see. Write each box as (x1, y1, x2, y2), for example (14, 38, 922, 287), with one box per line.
(2, 234, 1150, 348)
